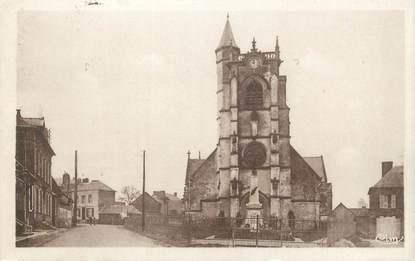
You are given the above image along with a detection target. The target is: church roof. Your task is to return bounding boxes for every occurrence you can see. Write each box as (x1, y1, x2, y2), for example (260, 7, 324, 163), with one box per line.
(185, 158, 205, 185)
(190, 149, 217, 181)
(303, 156, 327, 182)
(185, 149, 217, 186)
(372, 166, 403, 188)
(291, 146, 323, 182)
(217, 16, 238, 50)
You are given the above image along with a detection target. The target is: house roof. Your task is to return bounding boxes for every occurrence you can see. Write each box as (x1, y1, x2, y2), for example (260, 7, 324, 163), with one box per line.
(332, 203, 371, 217)
(100, 204, 140, 215)
(217, 16, 238, 50)
(132, 192, 162, 206)
(153, 193, 181, 203)
(331, 202, 356, 217)
(17, 111, 56, 156)
(372, 166, 403, 188)
(303, 156, 327, 182)
(69, 180, 116, 192)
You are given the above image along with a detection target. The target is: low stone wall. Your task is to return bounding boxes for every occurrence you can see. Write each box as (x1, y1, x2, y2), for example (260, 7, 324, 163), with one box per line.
(376, 216, 402, 238)
(123, 215, 189, 246)
(56, 207, 72, 228)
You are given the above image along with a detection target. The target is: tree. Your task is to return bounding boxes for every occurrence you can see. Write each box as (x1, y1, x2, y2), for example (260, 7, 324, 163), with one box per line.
(357, 198, 367, 208)
(119, 186, 140, 205)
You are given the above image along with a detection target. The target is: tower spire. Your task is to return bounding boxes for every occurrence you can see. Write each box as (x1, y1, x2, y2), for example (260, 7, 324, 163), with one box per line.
(275, 35, 280, 59)
(251, 37, 257, 52)
(216, 14, 238, 51)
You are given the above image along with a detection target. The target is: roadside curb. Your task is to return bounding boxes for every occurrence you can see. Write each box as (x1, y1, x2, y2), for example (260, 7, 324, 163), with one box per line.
(16, 228, 68, 247)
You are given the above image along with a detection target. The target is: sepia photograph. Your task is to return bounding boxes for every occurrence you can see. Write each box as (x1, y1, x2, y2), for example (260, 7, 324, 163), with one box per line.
(1, 1, 414, 260)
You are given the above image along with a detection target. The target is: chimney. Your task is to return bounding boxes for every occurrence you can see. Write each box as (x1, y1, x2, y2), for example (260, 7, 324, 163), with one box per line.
(174, 192, 177, 197)
(63, 172, 70, 192)
(16, 109, 21, 118)
(382, 161, 393, 177)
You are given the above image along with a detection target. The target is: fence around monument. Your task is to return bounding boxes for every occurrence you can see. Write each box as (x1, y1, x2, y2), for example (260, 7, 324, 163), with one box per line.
(123, 214, 327, 247)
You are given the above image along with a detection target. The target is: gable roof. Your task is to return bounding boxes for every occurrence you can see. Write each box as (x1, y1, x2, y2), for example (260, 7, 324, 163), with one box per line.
(132, 192, 162, 206)
(372, 166, 403, 188)
(303, 156, 327, 182)
(332, 202, 355, 216)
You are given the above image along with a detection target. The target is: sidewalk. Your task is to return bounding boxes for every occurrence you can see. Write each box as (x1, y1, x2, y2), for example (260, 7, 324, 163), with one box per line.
(16, 228, 68, 247)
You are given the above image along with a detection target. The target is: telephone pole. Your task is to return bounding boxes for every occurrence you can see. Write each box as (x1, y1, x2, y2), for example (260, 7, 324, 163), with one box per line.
(141, 150, 146, 231)
(72, 150, 78, 227)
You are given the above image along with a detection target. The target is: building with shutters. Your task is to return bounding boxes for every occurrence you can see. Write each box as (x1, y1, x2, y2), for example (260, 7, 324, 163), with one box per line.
(59, 175, 116, 222)
(368, 161, 404, 238)
(15, 109, 56, 235)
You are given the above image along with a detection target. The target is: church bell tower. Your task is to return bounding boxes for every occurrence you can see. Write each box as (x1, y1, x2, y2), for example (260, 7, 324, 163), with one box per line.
(215, 15, 292, 222)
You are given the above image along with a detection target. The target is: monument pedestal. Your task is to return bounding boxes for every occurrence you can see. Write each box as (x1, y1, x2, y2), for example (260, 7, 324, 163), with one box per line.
(245, 203, 263, 230)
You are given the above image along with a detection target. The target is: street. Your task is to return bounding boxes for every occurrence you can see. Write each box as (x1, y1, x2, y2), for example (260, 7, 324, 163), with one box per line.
(40, 224, 165, 247)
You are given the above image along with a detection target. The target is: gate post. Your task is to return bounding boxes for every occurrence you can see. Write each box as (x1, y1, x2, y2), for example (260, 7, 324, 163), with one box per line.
(232, 229, 235, 247)
(256, 215, 259, 247)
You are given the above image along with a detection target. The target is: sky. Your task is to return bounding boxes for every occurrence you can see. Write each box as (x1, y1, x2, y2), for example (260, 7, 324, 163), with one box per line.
(17, 10, 404, 207)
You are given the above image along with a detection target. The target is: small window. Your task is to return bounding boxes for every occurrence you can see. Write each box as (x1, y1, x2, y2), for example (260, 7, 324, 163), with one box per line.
(81, 195, 86, 204)
(391, 194, 396, 208)
(88, 194, 92, 203)
(379, 194, 390, 208)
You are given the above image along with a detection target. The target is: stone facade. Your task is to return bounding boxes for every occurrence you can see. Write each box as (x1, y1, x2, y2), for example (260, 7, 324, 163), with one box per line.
(184, 17, 332, 228)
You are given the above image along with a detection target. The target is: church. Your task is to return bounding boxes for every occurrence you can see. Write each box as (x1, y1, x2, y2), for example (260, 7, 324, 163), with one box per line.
(184, 16, 332, 229)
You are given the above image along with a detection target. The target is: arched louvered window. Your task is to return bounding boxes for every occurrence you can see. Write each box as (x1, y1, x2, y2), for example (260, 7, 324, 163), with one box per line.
(245, 80, 263, 109)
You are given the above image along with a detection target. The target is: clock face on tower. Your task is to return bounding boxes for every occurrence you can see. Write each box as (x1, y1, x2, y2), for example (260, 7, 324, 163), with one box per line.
(248, 58, 259, 69)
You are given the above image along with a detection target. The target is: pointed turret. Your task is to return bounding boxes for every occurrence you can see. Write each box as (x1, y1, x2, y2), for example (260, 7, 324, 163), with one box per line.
(275, 35, 280, 60)
(216, 14, 238, 51)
